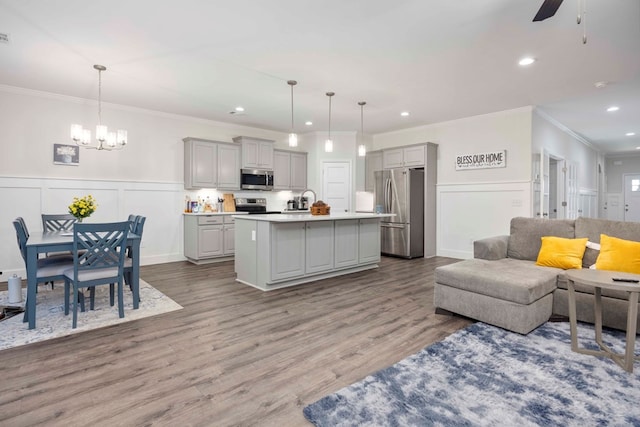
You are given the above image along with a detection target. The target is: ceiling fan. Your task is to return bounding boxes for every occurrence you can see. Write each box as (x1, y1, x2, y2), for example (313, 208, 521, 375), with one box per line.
(533, 0, 588, 43)
(533, 0, 564, 22)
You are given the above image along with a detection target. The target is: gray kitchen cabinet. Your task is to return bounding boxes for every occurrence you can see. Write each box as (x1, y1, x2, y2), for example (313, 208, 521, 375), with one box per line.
(183, 138, 240, 190)
(334, 219, 359, 268)
(234, 136, 274, 170)
(270, 222, 306, 281)
(305, 221, 334, 274)
(290, 152, 307, 191)
(184, 214, 237, 264)
(273, 149, 307, 191)
(365, 150, 383, 191)
(359, 218, 381, 264)
(273, 150, 291, 190)
(223, 215, 235, 255)
(184, 138, 217, 189)
(383, 144, 425, 169)
(217, 143, 241, 189)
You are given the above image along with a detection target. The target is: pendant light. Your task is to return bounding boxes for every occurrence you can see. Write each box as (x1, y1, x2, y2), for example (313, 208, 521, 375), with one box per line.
(287, 80, 298, 147)
(325, 92, 334, 153)
(358, 101, 367, 157)
(71, 65, 127, 151)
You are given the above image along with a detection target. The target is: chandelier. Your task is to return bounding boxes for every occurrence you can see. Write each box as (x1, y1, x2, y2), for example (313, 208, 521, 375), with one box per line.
(71, 65, 127, 150)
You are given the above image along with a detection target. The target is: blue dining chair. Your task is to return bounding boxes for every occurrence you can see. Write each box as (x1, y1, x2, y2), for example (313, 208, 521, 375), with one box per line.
(41, 213, 77, 232)
(88, 215, 145, 309)
(63, 221, 129, 329)
(12, 218, 79, 314)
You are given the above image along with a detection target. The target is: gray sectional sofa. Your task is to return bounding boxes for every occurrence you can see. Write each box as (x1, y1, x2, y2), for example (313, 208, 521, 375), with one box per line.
(434, 217, 640, 334)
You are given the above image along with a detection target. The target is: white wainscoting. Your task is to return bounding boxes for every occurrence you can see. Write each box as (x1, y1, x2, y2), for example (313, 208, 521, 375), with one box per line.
(0, 176, 185, 282)
(437, 181, 532, 259)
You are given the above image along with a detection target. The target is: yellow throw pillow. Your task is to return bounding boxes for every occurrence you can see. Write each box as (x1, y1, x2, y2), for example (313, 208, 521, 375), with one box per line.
(595, 234, 640, 274)
(536, 236, 588, 269)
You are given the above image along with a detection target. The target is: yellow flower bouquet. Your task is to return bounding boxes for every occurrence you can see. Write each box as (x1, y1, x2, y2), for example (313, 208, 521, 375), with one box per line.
(68, 195, 97, 220)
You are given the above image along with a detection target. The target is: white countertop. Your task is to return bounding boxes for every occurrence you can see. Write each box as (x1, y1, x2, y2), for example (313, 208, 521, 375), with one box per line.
(233, 212, 393, 222)
(183, 212, 248, 216)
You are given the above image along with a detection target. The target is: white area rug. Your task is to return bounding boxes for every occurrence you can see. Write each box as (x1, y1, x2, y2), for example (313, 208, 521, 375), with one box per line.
(0, 280, 182, 351)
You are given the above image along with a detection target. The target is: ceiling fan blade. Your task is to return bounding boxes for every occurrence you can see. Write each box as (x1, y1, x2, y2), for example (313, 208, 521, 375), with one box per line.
(533, 0, 564, 21)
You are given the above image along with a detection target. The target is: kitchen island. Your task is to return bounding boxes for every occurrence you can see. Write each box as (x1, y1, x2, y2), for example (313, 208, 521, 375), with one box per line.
(234, 212, 392, 291)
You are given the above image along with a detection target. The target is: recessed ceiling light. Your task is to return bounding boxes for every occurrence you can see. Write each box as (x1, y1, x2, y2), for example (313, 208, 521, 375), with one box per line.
(518, 57, 535, 66)
(606, 106, 619, 112)
(305, 121, 313, 126)
(626, 132, 636, 136)
(594, 81, 608, 89)
(235, 106, 245, 112)
(400, 111, 410, 117)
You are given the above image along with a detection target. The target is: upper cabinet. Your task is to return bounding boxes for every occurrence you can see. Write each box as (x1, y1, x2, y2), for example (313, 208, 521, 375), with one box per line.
(383, 144, 425, 169)
(183, 137, 240, 190)
(273, 149, 307, 191)
(233, 136, 274, 170)
(364, 150, 383, 191)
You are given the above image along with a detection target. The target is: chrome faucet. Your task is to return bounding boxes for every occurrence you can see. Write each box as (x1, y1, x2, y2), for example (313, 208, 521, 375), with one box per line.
(300, 189, 316, 205)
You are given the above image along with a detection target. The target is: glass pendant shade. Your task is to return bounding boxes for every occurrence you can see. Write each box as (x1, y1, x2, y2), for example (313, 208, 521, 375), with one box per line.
(358, 144, 366, 156)
(289, 132, 298, 147)
(325, 139, 333, 152)
(117, 129, 128, 146)
(81, 129, 91, 145)
(71, 124, 83, 141)
(96, 124, 108, 142)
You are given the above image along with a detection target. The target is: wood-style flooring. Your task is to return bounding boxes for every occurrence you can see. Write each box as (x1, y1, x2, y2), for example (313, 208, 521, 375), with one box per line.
(0, 256, 471, 426)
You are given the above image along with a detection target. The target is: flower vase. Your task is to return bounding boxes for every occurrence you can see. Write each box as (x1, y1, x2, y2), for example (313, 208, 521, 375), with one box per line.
(77, 218, 83, 223)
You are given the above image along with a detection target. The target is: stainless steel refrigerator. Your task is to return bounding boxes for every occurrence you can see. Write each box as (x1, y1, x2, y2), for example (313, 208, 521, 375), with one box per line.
(374, 168, 424, 258)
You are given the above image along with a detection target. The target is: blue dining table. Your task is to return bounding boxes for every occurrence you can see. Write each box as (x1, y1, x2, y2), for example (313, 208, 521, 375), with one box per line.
(24, 230, 141, 329)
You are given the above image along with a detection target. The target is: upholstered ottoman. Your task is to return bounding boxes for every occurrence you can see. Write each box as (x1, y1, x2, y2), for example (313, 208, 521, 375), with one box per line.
(435, 258, 560, 334)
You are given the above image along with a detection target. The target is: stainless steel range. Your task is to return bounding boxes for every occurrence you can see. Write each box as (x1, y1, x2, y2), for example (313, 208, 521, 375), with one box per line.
(234, 198, 281, 214)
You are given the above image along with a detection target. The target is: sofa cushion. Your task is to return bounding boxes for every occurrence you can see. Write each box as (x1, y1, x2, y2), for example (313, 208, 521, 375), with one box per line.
(507, 217, 575, 261)
(535, 236, 588, 269)
(595, 234, 640, 274)
(575, 217, 640, 268)
(435, 258, 560, 305)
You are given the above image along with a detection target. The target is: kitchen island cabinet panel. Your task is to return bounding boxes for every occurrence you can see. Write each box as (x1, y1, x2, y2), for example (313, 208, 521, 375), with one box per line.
(305, 221, 334, 274)
(270, 222, 306, 281)
(359, 218, 381, 264)
(334, 220, 359, 268)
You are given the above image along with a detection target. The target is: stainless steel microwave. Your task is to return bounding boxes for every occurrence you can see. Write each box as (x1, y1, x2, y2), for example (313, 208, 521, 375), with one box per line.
(241, 168, 274, 190)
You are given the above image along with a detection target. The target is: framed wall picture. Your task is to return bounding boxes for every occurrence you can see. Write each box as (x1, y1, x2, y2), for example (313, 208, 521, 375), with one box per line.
(53, 144, 79, 166)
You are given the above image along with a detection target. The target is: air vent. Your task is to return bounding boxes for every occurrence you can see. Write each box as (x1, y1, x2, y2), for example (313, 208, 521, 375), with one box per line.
(0, 33, 9, 43)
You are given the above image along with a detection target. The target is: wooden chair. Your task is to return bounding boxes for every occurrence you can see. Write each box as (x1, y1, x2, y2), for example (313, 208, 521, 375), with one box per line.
(12, 218, 79, 316)
(63, 221, 129, 329)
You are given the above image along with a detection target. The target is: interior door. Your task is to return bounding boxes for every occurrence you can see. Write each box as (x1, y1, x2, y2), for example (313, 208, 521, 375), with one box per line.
(322, 161, 351, 213)
(624, 174, 640, 222)
(532, 149, 549, 218)
(565, 161, 579, 219)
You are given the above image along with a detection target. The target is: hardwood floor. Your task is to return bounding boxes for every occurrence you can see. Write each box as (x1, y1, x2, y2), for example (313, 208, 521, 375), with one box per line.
(0, 256, 471, 426)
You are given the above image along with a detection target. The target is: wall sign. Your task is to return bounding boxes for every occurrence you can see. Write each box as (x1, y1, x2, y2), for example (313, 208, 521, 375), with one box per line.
(455, 150, 506, 170)
(53, 144, 79, 166)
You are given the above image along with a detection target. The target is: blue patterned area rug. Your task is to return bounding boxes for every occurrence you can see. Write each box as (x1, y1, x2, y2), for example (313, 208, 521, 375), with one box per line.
(303, 322, 640, 426)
